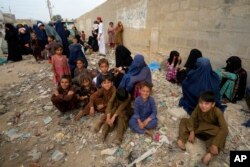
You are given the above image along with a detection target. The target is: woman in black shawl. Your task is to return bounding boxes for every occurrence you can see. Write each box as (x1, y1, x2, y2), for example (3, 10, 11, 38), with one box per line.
(177, 48, 202, 84)
(216, 56, 247, 102)
(5, 23, 22, 61)
(112, 45, 133, 87)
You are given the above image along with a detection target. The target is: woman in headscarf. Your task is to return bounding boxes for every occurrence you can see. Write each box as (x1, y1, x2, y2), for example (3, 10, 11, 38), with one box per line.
(68, 37, 88, 77)
(55, 20, 69, 56)
(119, 54, 152, 98)
(114, 21, 123, 46)
(179, 57, 225, 115)
(216, 56, 247, 103)
(17, 24, 31, 55)
(112, 45, 133, 87)
(45, 22, 62, 44)
(4, 23, 22, 61)
(33, 21, 48, 50)
(177, 49, 202, 84)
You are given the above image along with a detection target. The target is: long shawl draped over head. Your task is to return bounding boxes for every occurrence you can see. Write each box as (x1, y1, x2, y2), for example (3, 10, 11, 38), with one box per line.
(115, 45, 133, 68)
(225, 56, 242, 73)
(118, 54, 146, 91)
(55, 20, 69, 55)
(184, 48, 202, 69)
(68, 43, 88, 69)
(45, 24, 62, 44)
(180, 57, 225, 114)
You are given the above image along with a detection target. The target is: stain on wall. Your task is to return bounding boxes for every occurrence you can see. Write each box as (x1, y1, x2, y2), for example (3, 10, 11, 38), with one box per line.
(116, 0, 147, 29)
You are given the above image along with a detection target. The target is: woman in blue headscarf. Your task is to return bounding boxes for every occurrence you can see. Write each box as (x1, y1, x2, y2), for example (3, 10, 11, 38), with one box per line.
(179, 57, 225, 115)
(55, 20, 69, 56)
(119, 54, 152, 95)
(33, 21, 48, 50)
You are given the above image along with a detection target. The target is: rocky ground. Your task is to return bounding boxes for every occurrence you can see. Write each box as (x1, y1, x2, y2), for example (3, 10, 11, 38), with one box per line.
(0, 51, 249, 167)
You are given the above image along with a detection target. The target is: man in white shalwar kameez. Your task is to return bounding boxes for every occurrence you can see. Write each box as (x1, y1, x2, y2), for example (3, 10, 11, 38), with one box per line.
(97, 16, 106, 56)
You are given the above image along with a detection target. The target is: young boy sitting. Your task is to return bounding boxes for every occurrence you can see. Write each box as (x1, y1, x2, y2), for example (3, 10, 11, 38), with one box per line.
(94, 88, 132, 145)
(129, 81, 157, 138)
(177, 91, 228, 165)
(95, 58, 113, 88)
(74, 75, 116, 121)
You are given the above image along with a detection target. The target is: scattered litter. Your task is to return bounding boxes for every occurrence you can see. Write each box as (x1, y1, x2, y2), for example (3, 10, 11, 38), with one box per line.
(43, 116, 52, 125)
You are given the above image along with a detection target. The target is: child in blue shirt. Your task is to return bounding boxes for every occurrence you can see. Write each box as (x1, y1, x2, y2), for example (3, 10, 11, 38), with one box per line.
(129, 81, 157, 137)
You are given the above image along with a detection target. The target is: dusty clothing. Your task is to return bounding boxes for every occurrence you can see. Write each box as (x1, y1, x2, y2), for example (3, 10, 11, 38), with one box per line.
(76, 84, 97, 107)
(51, 87, 78, 113)
(100, 92, 133, 141)
(46, 41, 58, 58)
(107, 26, 115, 47)
(178, 106, 228, 150)
(114, 26, 123, 45)
(78, 86, 116, 116)
(52, 55, 71, 84)
(129, 96, 158, 134)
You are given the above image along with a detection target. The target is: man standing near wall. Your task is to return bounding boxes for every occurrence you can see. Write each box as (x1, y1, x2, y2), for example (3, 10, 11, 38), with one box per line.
(97, 16, 106, 56)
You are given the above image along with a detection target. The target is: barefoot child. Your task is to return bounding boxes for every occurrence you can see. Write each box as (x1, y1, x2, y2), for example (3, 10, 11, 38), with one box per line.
(94, 88, 132, 145)
(76, 75, 97, 108)
(52, 44, 70, 85)
(177, 91, 228, 165)
(51, 75, 78, 115)
(129, 81, 157, 137)
(74, 75, 116, 121)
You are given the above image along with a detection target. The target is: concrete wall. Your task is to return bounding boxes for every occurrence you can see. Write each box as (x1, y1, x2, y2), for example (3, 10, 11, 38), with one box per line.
(76, 0, 250, 84)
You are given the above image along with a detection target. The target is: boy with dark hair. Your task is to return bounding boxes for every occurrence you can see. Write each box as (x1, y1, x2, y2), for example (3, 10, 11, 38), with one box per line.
(177, 91, 228, 165)
(94, 88, 132, 145)
(95, 58, 113, 88)
(74, 75, 116, 120)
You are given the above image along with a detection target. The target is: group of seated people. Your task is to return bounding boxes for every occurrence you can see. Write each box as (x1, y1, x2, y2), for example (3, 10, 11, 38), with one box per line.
(51, 45, 248, 165)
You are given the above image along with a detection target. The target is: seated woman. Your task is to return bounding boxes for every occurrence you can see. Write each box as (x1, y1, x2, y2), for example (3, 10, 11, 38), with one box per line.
(179, 57, 225, 115)
(111, 45, 133, 87)
(216, 56, 247, 103)
(118, 54, 152, 98)
(165, 50, 182, 83)
(177, 49, 202, 84)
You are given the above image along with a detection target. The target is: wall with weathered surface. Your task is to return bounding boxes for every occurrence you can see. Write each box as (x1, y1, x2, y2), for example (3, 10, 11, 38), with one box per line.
(76, 0, 250, 84)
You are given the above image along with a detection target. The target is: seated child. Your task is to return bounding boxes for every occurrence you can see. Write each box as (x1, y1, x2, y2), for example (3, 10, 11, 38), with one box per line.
(94, 88, 132, 145)
(72, 58, 89, 86)
(74, 75, 116, 121)
(177, 91, 228, 165)
(119, 54, 152, 99)
(165, 50, 181, 83)
(95, 58, 113, 88)
(76, 75, 97, 108)
(51, 75, 78, 115)
(68, 37, 88, 77)
(129, 81, 157, 137)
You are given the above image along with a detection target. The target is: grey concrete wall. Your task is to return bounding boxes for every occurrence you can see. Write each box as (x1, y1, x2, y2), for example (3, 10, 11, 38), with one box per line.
(76, 0, 250, 84)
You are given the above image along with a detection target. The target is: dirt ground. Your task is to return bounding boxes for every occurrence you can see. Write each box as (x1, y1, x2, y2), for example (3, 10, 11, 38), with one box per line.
(0, 52, 249, 167)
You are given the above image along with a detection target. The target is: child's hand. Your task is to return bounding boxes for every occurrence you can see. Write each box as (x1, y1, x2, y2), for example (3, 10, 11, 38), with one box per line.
(97, 104, 104, 110)
(188, 131, 195, 143)
(137, 119, 144, 129)
(68, 91, 74, 95)
(89, 107, 95, 116)
(54, 90, 59, 96)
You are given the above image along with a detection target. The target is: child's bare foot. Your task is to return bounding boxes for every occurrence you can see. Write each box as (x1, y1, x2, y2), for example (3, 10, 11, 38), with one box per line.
(202, 152, 213, 165)
(177, 139, 186, 151)
(145, 130, 154, 139)
(74, 111, 84, 121)
(94, 121, 103, 133)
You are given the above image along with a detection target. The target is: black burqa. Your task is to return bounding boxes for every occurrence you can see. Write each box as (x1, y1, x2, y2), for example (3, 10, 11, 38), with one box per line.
(113, 45, 133, 88)
(5, 23, 22, 61)
(177, 48, 202, 84)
